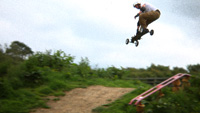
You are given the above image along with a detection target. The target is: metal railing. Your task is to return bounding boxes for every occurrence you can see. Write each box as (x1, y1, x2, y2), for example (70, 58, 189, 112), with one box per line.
(128, 73, 191, 113)
(126, 77, 169, 85)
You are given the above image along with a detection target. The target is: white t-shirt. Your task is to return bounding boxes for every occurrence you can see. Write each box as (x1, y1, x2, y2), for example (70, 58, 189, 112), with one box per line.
(142, 3, 157, 13)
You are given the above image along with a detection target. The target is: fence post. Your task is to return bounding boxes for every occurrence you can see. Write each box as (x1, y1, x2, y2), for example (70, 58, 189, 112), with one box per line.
(182, 76, 190, 89)
(158, 89, 165, 98)
(172, 79, 181, 92)
(154, 77, 156, 85)
(136, 101, 145, 113)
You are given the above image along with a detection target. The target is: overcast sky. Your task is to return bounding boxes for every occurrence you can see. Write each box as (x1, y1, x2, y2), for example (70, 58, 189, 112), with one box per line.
(0, 0, 200, 69)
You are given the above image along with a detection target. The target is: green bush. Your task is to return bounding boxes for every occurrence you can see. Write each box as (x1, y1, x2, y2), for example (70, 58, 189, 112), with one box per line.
(37, 86, 53, 95)
(6, 64, 26, 88)
(0, 78, 15, 98)
(25, 50, 74, 71)
(0, 89, 44, 113)
(49, 80, 67, 91)
(0, 60, 10, 76)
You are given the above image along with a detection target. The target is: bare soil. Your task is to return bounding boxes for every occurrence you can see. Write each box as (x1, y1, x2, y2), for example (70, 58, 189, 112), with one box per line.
(31, 85, 134, 113)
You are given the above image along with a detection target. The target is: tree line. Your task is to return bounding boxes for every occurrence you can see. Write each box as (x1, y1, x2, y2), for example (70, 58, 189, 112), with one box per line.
(0, 41, 200, 98)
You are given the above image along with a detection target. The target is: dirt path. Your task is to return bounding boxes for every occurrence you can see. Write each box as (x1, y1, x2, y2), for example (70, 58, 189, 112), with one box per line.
(31, 85, 134, 113)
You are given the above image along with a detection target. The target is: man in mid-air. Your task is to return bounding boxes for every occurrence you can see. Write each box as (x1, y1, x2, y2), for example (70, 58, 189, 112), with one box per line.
(133, 1, 161, 34)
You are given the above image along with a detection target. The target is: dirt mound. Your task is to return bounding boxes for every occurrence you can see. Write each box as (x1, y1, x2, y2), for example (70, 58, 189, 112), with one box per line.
(31, 85, 134, 113)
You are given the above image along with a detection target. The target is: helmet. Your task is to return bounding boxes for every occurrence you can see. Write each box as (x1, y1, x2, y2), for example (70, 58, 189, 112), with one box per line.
(133, 1, 141, 7)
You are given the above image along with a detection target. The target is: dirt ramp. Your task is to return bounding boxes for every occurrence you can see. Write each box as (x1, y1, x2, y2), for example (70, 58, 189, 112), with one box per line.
(31, 85, 134, 113)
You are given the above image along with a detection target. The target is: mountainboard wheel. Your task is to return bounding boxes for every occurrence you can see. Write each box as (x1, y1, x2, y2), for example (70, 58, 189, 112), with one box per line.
(135, 40, 139, 47)
(150, 30, 154, 36)
(126, 39, 129, 45)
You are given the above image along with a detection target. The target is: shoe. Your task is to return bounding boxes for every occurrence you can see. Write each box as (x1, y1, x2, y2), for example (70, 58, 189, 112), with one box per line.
(136, 29, 140, 35)
(142, 28, 149, 34)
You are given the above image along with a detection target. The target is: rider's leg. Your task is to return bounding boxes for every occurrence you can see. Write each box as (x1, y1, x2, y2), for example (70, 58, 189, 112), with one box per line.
(139, 13, 149, 34)
(147, 11, 160, 36)
(139, 11, 160, 34)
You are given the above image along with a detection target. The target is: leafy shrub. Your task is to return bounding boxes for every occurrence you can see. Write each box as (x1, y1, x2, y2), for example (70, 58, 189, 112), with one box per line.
(0, 61, 10, 76)
(37, 86, 53, 95)
(49, 80, 67, 91)
(187, 64, 200, 75)
(0, 78, 15, 98)
(0, 89, 44, 113)
(77, 57, 92, 78)
(25, 50, 74, 71)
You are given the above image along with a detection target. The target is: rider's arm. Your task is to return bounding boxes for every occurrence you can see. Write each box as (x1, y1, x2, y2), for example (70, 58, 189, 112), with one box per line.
(137, 21, 140, 29)
(135, 4, 146, 19)
(140, 7, 146, 12)
(140, 4, 146, 12)
(134, 11, 142, 19)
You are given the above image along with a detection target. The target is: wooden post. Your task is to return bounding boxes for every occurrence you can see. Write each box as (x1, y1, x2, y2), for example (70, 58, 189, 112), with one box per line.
(136, 102, 145, 113)
(182, 76, 190, 89)
(154, 77, 157, 86)
(158, 89, 165, 98)
(172, 79, 181, 92)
